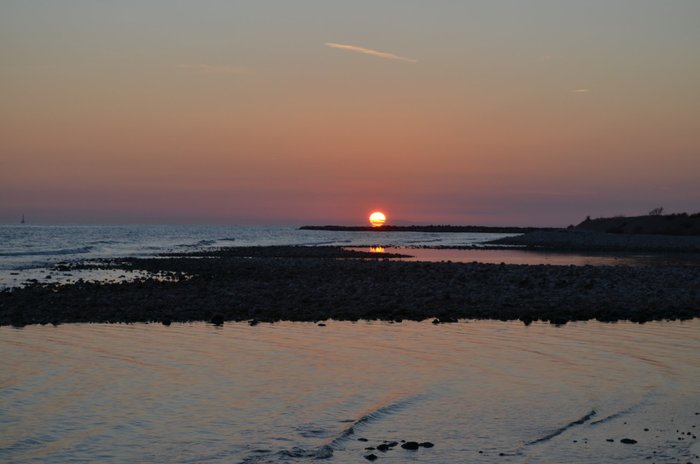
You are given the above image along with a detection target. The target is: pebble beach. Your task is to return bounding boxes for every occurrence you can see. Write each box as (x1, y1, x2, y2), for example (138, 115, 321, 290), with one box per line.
(2, 243, 699, 327)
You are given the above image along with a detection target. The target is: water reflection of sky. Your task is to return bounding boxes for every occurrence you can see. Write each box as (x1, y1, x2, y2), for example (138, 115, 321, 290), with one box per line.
(2, 320, 699, 463)
(352, 247, 700, 267)
(0, 267, 187, 290)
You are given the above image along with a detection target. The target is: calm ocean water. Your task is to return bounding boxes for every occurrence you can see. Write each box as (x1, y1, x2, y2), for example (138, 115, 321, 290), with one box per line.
(1, 320, 699, 463)
(2, 224, 696, 289)
(0, 225, 513, 288)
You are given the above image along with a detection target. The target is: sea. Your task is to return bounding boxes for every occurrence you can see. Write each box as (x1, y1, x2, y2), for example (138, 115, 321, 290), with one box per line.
(1, 224, 696, 289)
(0, 224, 513, 288)
(1, 225, 699, 463)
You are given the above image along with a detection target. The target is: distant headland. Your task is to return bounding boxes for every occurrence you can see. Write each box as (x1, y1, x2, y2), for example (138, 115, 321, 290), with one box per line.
(299, 225, 556, 234)
(489, 211, 700, 251)
(576, 211, 700, 236)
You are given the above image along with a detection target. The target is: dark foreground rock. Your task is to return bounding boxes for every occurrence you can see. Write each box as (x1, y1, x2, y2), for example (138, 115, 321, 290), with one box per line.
(1, 246, 699, 326)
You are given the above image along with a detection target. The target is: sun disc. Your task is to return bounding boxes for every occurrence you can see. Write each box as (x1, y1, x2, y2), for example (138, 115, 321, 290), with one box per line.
(369, 211, 386, 227)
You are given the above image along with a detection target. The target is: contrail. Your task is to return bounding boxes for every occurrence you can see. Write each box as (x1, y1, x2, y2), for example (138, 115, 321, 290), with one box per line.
(325, 42, 417, 63)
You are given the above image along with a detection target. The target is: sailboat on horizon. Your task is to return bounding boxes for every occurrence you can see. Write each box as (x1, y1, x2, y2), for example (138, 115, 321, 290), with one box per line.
(20, 214, 25, 224)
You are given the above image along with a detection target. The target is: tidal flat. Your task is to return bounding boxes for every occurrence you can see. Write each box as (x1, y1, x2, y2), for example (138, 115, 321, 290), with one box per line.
(1, 246, 699, 327)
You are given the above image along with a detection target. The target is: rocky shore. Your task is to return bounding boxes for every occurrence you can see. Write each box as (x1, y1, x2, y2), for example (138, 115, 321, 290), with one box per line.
(1, 246, 699, 327)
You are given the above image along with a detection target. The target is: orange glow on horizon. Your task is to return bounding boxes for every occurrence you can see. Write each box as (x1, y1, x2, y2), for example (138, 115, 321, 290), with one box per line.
(369, 211, 386, 227)
(2, 3, 698, 225)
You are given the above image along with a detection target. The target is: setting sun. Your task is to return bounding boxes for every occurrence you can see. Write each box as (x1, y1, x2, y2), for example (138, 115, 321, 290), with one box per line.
(369, 211, 386, 227)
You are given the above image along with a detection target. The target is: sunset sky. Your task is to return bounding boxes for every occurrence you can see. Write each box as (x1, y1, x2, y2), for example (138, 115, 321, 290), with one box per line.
(2, 1, 699, 226)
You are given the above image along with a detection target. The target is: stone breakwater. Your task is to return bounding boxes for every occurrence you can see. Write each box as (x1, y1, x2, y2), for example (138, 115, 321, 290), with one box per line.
(1, 246, 699, 326)
(489, 229, 700, 251)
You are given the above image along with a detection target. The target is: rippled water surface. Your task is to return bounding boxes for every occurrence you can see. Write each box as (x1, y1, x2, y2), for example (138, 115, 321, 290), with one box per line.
(0, 225, 514, 288)
(1, 321, 699, 463)
(0, 225, 513, 270)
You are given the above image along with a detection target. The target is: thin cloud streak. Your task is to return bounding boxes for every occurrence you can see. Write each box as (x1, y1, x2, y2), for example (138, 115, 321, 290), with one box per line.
(177, 64, 251, 75)
(572, 88, 590, 93)
(325, 42, 417, 63)
(511, 189, 596, 197)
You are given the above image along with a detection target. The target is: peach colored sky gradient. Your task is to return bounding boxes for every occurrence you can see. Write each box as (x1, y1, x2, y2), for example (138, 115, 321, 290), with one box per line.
(1, 1, 699, 225)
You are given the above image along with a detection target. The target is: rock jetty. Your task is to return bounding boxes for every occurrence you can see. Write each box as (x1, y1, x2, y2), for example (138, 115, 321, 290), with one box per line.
(300, 224, 552, 233)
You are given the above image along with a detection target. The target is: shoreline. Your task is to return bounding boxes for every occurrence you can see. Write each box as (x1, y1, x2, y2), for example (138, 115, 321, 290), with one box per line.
(2, 246, 699, 327)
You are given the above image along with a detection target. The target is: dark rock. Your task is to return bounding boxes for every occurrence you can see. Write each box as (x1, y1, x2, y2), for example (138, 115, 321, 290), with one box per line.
(364, 447, 375, 450)
(162, 318, 172, 326)
(620, 438, 637, 444)
(419, 442, 434, 448)
(357, 437, 368, 442)
(4, 245, 700, 327)
(550, 316, 568, 326)
(364, 454, 378, 461)
(606, 439, 614, 442)
(401, 441, 420, 450)
(376, 444, 391, 452)
(317, 323, 326, 326)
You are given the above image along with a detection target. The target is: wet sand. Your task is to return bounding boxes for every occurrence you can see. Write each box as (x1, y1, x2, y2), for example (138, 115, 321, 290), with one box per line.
(1, 246, 699, 327)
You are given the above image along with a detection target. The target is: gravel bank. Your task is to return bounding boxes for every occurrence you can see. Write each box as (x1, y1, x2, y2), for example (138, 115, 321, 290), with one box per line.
(2, 246, 699, 326)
